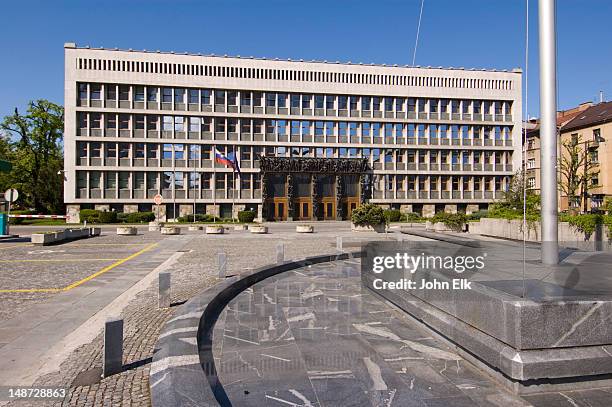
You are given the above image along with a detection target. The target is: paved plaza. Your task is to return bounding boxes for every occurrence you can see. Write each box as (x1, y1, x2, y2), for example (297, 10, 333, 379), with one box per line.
(1, 223, 612, 406)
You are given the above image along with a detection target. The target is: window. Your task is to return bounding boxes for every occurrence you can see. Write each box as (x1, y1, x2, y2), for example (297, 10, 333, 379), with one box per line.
(106, 85, 116, 100)
(277, 93, 287, 108)
(189, 117, 200, 132)
(119, 143, 130, 158)
(326, 95, 335, 109)
(302, 94, 312, 109)
(384, 97, 393, 112)
(174, 117, 184, 132)
(589, 149, 599, 164)
(227, 91, 237, 106)
(216, 118, 226, 133)
(315, 121, 324, 136)
(315, 95, 324, 109)
(201, 89, 211, 104)
(214, 90, 226, 105)
(350, 96, 358, 110)
(266, 92, 276, 107)
(527, 158, 536, 169)
(147, 87, 158, 102)
(241, 92, 252, 106)
(372, 97, 380, 111)
(301, 121, 311, 135)
(105, 172, 117, 189)
(90, 142, 101, 157)
(408, 98, 416, 113)
(106, 142, 117, 158)
(189, 145, 200, 160)
(135, 143, 145, 158)
(162, 88, 172, 103)
(78, 84, 88, 100)
(119, 86, 130, 101)
(90, 84, 101, 100)
(291, 94, 300, 108)
(188, 89, 199, 104)
(134, 86, 144, 102)
(253, 92, 262, 107)
(527, 177, 536, 189)
(361, 96, 371, 111)
(174, 144, 184, 160)
(338, 96, 347, 110)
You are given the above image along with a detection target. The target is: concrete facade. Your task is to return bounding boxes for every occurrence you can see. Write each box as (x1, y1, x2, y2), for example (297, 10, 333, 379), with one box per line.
(64, 43, 522, 219)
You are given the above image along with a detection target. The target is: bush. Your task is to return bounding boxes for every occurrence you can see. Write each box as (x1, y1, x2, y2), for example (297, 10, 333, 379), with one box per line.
(80, 209, 100, 223)
(117, 212, 129, 223)
(383, 209, 402, 223)
(237, 210, 256, 223)
(98, 211, 118, 223)
(467, 210, 489, 221)
(401, 212, 424, 223)
(177, 214, 214, 223)
(560, 213, 602, 239)
(126, 212, 155, 223)
(351, 204, 387, 227)
(431, 212, 467, 229)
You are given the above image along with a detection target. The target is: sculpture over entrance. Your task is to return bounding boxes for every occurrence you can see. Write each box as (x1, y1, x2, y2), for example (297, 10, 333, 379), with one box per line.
(258, 157, 372, 221)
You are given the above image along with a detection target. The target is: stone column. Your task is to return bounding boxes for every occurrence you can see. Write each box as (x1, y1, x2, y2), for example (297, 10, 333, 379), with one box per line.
(261, 173, 269, 221)
(466, 204, 480, 215)
(179, 204, 193, 218)
(335, 175, 345, 220)
(66, 204, 80, 224)
(95, 204, 110, 212)
(154, 204, 167, 222)
(124, 204, 138, 214)
(400, 204, 413, 214)
(206, 205, 220, 218)
(311, 174, 321, 220)
(287, 173, 295, 221)
(423, 204, 436, 218)
(444, 204, 458, 214)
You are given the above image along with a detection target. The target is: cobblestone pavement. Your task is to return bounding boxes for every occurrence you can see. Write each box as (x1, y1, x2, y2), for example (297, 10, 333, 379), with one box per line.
(11, 223, 377, 406)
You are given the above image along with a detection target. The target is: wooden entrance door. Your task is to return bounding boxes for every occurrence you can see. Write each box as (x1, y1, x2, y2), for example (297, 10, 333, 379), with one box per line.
(296, 198, 312, 220)
(273, 198, 287, 221)
(322, 198, 335, 220)
(347, 198, 360, 218)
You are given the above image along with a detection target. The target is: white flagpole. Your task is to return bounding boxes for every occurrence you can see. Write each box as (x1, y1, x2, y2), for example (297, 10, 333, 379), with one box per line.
(232, 145, 236, 222)
(213, 145, 217, 224)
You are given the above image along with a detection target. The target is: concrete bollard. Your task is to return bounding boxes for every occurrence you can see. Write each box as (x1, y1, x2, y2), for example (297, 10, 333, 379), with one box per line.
(336, 236, 343, 252)
(103, 318, 123, 377)
(218, 252, 227, 278)
(276, 243, 285, 264)
(159, 272, 171, 308)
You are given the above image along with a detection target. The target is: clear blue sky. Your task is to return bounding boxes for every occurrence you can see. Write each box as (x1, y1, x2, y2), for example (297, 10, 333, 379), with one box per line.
(0, 0, 610, 121)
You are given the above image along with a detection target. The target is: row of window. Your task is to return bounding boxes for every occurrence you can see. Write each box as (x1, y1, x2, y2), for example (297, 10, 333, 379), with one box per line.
(75, 170, 511, 193)
(77, 83, 514, 116)
(77, 113, 514, 141)
(76, 142, 513, 166)
(76, 57, 516, 90)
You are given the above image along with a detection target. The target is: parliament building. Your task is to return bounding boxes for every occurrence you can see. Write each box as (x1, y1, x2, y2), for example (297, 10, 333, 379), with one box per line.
(63, 43, 522, 222)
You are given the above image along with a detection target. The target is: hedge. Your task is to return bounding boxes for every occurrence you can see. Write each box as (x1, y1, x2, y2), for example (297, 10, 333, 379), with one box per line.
(126, 212, 155, 223)
(431, 212, 467, 229)
(98, 211, 117, 223)
(351, 204, 387, 226)
(237, 210, 256, 223)
(383, 209, 402, 223)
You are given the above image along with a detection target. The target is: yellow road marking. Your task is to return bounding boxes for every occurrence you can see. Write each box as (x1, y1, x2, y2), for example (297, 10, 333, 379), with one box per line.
(62, 242, 158, 290)
(0, 242, 158, 293)
(64, 243, 150, 247)
(0, 259, 122, 263)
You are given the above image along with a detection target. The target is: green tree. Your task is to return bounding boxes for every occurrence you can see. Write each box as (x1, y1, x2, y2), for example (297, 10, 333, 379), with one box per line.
(0, 100, 64, 213)
(558, 134, 599, 214)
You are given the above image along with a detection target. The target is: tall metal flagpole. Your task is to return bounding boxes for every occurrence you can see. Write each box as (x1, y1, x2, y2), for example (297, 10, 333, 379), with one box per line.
(538, 0, 559, 264)
(232, 146, 236, 222)
(213, 146, 217, 223)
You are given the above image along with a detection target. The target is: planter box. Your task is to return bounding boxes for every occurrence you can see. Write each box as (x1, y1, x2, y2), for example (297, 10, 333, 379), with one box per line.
(205, 225, 224, 234)
(296, 224, 314, 233)
(351, 223, 386, 233)
(161, 226, 181, 235)
(249, 225, 268, 234)
(426, 221, 464, 233)
(32, 228, 96, 245)
(149, 221, 162, 232)
(117, 226, 137, 236)
(233, 224, 248, 231)
(188, 225, 203, 231)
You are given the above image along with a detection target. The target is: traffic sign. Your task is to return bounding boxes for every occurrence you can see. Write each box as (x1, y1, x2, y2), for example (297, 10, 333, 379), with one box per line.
(153, 194, 163, 205)
(4, 189, 18, 203)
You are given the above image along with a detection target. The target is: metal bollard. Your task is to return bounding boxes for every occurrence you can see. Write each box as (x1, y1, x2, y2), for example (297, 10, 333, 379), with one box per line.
(218, 252, 227, 278)
(276, 243, 285, 264)
(336, 236, 343, 252)
(103, 318, 123, 377)
(158, 272, 171, 308)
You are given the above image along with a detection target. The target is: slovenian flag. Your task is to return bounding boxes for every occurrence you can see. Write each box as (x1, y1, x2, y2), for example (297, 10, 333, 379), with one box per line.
(214, 147, 241, 175)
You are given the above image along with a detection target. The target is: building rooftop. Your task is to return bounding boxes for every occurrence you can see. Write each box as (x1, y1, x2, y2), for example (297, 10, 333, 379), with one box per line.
(64, 42, 522, 74)
(562, 101, 612, 132)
